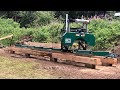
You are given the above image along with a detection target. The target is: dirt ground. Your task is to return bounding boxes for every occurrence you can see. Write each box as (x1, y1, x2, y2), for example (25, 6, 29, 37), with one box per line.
(0, 47, 120, 79)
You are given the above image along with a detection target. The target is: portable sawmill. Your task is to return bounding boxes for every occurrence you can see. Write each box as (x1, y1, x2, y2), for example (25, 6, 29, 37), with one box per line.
(60, 14, 116, 58)
(61, 14, 95, 52)
(7, 14, 118, 69)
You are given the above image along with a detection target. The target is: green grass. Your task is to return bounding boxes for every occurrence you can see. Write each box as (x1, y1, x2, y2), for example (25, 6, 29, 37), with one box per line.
(0, 56, 58, 79)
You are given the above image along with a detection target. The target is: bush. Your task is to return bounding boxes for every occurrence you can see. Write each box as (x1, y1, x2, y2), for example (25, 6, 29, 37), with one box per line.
(20, 11, 55, 28)
(88, 19, 120, 50)
(0, 18, 63, 46)
(1, 17, 120, 52)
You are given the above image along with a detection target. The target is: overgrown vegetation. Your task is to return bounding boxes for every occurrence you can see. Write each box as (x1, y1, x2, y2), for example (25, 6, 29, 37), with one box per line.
(0, 11, 120, 51)
(0, 18, 63, 46)
(88, 19, 120, 50)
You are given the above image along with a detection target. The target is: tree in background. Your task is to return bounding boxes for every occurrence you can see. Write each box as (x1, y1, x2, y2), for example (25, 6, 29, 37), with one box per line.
(0, 11, 55, 28)
(0, 11, 117, 28)
(54, 11, 107, 19)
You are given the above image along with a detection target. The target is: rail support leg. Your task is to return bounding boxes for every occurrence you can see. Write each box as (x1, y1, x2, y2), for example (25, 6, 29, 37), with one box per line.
(85, 64, 96, 69)
(10, 51, 15, 54)
(109, 64, 112, 66)
(25, 54, 30, 58)
(50, 58, 58, 62)
(53, 58, 58, 62)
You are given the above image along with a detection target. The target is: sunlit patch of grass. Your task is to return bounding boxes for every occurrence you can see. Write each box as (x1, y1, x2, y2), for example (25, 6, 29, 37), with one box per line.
(0, 56, 58, 79)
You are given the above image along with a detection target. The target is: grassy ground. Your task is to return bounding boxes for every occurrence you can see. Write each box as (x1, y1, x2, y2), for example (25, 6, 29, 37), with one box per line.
(0, 56, 58, 79)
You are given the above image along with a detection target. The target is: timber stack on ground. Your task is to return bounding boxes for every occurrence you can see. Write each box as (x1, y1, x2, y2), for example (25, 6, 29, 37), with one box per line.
(6, 43, 118, 69)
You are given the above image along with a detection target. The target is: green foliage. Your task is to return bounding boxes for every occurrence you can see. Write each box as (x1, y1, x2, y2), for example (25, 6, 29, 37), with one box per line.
(32, 22, 63, 43)
(88, 19, 120, 50)
(69, 23, 82, 28)
(1, 14, 120, 52)
(0, 18, 20, 46)
(32, 11, 55, 27)
(0, 18, 63, 46)
(0, 11, 55, 28)
(47, 22, 63, 43)
(19, 11, 55, 28)
(55, 11, 107, 19)
(32, 27, 50, 43)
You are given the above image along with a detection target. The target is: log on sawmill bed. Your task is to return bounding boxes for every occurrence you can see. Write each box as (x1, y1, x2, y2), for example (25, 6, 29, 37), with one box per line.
(7, 46, 117, 69)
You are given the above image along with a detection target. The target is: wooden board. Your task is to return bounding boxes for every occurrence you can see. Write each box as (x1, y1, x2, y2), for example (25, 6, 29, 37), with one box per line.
(7, 46, 118, 66)
(7, 46, 102, 65)
(24, 42, 61, 48)
(8, 46, 52, 57)
(52, 52, 102, 65)
(93, 56, 118, 64)
(0, 34, 13, 41)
